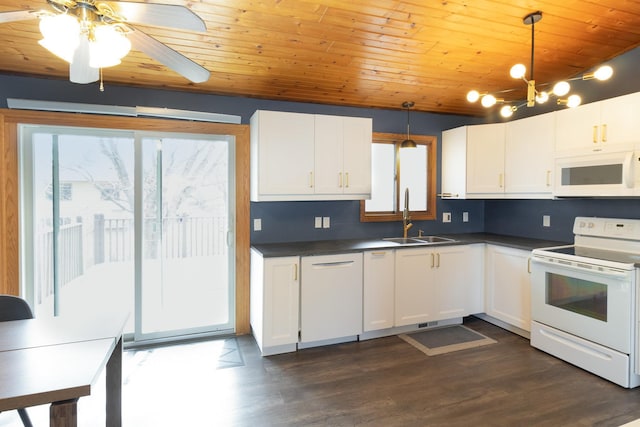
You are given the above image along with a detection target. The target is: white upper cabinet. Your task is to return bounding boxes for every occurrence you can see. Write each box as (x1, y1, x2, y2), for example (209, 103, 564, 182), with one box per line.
(466, 123, 506, 195)
(504, 112, 555, 197)
(441, 126, 468, 199)
(314, 115, 372, 196)
(555, 92, 640, 154)
(251, 110, 372, 201)
(251, 110, 315, 200)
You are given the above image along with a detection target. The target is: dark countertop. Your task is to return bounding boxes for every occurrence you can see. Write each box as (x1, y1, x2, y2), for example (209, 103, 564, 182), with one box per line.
(251, 233, 570, 258)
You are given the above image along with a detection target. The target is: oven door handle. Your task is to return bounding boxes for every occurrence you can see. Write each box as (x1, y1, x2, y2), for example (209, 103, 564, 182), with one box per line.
(531, 256, 632, 279)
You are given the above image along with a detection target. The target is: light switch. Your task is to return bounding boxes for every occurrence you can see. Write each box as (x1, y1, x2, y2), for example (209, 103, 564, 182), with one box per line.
(443, 212, 451, 223)
(314, 217, 322, 229)
(322, 216, 330, 228)
(463, 212, 469, 223)
(253, 218, 262, 231)
(543, 215, 551, 227)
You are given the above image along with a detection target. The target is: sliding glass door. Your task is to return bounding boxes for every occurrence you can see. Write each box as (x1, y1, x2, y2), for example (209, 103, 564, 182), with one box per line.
(136, 133, 235, 341)
(19, 125, 235, 342)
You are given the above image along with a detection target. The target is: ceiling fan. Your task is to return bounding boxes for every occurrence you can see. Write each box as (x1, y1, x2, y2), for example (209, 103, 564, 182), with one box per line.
(0, 0, 210, 86)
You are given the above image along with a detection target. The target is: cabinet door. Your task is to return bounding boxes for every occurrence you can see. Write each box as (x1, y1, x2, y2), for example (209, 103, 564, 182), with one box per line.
(395, 248, 433, 326)
(432, 246, 468, 321)
(314, 115, 372, 196)
(314, 115, 344, 194)
(363, 250, 395, 332)
(466, 123, 506, 195)
(432, 244, 484, 320)
(342, 116, 372, 195)
(485, 245, 531, 331)
(441, 126, 467, 199)
(262, 256, 300, 348)
(253, 110, 315, 197)
(554, 102, 601, 153)
(505, 113, 554, 197)
(599, 92, 640, 147)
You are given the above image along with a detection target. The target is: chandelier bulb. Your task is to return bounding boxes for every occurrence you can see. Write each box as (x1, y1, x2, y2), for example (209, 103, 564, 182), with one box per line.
(535, 91, 549, 104)
(481, 94, 497, 108)
(500, 105, 516, 118)
(567, 94, 581, 108)
(467, 90, 480, 103)
(552, 81, 571, 97)
(594, 65, 613, 81)
(510, 64, 526, 80)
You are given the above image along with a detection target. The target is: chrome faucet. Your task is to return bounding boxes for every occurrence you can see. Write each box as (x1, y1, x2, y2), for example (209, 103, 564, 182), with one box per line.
(402, 187, 413, 238)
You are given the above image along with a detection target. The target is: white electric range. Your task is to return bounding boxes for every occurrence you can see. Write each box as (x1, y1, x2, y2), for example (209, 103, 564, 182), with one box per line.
(530, 216, 640, 388)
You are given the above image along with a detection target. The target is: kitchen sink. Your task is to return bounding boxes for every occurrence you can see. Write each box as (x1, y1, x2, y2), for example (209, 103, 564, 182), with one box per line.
(414, 236, 456, 244)
(382, 236, 456, 245)
(383, 237, 424, 245)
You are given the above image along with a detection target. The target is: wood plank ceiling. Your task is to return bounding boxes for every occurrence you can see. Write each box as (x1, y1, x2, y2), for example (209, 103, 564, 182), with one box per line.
(0, 0, 639, 117)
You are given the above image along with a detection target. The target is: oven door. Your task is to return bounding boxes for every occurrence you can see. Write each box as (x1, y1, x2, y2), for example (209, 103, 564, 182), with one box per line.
(531, 255, 634, 353)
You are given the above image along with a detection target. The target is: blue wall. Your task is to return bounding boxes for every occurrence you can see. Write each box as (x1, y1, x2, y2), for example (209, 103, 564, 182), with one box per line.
(2, 46, 640, 245)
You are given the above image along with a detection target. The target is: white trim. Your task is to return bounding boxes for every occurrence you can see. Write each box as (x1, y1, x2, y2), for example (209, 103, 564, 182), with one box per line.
(6, 98, 242, 124)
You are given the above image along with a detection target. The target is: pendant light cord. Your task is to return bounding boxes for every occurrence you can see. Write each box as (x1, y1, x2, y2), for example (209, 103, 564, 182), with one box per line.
(530, 16, 535, 81)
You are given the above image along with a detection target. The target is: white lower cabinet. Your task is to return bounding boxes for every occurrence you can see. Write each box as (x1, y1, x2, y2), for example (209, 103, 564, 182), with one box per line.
(484, 245, 531, 332)
(363, 249, 395, 332)
(300, 253, 363, 343)
(395, 244, 483, 327)
(250, 250, 300, 356)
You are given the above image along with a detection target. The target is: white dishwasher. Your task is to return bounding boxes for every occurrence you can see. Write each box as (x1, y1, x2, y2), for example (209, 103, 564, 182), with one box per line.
(300, 252, 363, 344)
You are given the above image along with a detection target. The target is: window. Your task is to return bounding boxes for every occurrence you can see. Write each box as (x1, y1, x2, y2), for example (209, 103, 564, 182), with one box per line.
(360, 132, 437, 222)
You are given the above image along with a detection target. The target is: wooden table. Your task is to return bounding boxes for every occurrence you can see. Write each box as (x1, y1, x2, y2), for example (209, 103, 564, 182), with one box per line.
(0, 312, 127, 427)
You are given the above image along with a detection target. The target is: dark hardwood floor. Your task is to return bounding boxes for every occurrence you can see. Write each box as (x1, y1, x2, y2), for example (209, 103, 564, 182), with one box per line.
(235, 317, 640, 427)
(3, 317, 640, 426)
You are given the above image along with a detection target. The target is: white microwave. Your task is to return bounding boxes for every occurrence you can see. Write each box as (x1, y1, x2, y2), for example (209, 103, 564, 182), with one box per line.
(554, 149, 640, 197)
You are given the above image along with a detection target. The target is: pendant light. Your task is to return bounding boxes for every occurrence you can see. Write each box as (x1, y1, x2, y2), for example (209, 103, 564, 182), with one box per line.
(401, 101, 417, 148)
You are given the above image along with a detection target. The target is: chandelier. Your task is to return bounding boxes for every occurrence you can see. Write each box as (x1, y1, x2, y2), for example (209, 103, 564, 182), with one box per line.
(37, 3, 132, 84)
(466, 11, 613, 118)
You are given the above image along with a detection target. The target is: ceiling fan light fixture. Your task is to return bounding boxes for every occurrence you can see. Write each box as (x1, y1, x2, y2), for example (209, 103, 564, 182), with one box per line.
(38, 14, 80, 63)
(89, 25, 132, 68)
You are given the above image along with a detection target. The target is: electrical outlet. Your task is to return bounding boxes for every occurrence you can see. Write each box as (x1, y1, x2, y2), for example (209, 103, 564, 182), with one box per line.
(443, 212, 451, 223)
(253, 218, 262, 231)
(463, 212, 469, 223)
(543, 215, 551, 227)
(322, 216, 330, 228)
(314, 217, 322, 229)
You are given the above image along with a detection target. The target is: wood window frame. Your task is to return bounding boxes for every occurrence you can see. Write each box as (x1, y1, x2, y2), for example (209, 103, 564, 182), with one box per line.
(360, 132, 437, 222)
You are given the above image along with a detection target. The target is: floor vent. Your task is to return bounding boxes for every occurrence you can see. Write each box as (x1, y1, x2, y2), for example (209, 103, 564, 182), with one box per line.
(418, 321, 438, 328)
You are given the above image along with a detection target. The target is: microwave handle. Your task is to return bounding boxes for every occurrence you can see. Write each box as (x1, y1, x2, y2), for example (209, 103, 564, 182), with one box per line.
(623, 151, 634, 188)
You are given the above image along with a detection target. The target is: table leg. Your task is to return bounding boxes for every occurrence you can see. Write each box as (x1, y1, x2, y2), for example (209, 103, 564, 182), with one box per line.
(50, 399, 78, 427)
(106, 336, 123, 427)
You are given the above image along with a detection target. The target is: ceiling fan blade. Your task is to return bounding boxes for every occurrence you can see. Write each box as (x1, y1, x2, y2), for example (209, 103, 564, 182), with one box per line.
(127, 27, 210, 83)
(106, 2, 206, 32)
(0, 10, 36, 24)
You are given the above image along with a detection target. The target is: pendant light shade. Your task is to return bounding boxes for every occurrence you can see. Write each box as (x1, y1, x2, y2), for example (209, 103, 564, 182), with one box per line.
(401, 101, 417, 148)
